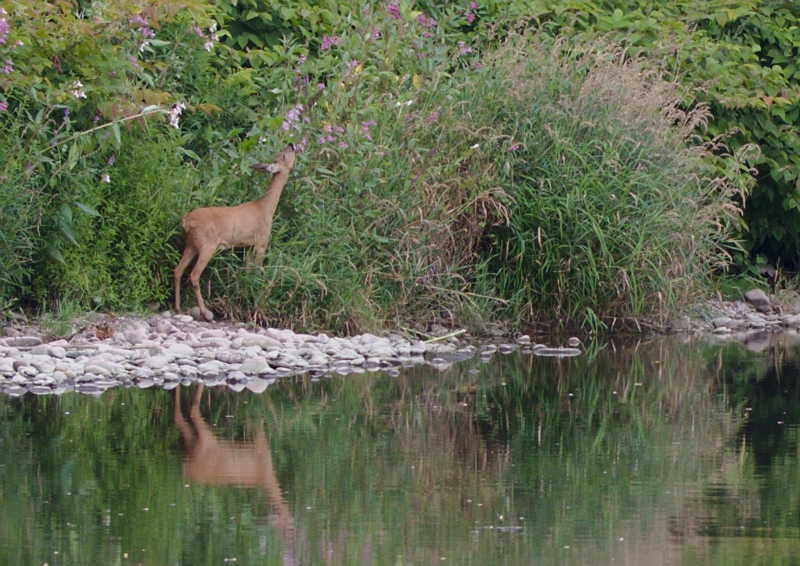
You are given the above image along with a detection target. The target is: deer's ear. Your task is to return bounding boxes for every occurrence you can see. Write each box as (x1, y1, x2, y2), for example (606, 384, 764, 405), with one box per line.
(251, 162, 277, 173)
(287, 143, 296, 152)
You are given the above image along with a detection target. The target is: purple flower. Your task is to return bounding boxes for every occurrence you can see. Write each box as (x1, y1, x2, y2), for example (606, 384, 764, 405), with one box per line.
(130, 14, 148, 26)
(327, 135, 335, 143)
(417, 14, 436, 28)
(318, 82, 326, 90)
(0, 101, 7, 112)
(458, 41, 472, 55)
(361, 120, 377, 141)
(318, 136, 326, 144)
(141, 27, 155, 39)
(297, 54, 307, 65)
(93, 115, 100, 124)
(286, 104, 303, 123)
(320, 36, 339, 51)
(324, 125, 333, 134)
(339, 141, 348, 148)
(508, 142, 521, 152)
(386, 1, 401, 20)
(203, 41, 214, 52)
(282, 121, 291, 131)
(64, 108, 70, 118)
(470, 1, 478, 9)
(371, 27, 381, 40)
(107, 155, 115, 166)
(428, 112, 439, 124)
(465, 12, 476, 24)
(193, 25, 204, 37)
(1, 58, 12, 74)
(0, 14, 9, 46)
(344, 60, 359, 76)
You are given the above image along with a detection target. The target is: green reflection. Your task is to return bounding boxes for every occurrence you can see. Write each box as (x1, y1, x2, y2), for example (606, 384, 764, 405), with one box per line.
(1, 336, 799, 565)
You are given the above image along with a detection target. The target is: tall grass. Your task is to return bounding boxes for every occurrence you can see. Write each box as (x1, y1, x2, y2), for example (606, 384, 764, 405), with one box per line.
(1, 0, 744, 332)
(474, 34, 743, 330)
(206, 30, 741, 331)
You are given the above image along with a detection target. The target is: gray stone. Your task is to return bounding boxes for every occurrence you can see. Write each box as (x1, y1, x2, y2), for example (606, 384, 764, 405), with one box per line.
(197, 361, 228, 376)
(744, 289, 771, 313)
(216, 349, 247, 364)
(712, 317, 738, 329)
(516, 335, 531, 345)
(142, 355, 171, 370)
(123, 329, 148, 344)
(4, 336, 42, 348)
(168, 343, 195, 358)
(240, 334, 281, 349)
(239, 357, 274, 375)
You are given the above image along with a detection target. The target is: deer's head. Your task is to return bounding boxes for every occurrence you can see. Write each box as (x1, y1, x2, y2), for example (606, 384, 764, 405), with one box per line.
(252, 143, 296, 174)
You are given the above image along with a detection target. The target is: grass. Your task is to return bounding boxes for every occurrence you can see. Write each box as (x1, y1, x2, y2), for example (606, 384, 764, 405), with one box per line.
(1, 18, 744, 333)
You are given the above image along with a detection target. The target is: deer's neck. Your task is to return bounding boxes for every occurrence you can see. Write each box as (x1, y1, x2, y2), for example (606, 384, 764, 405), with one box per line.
(256, 171, 289, 217)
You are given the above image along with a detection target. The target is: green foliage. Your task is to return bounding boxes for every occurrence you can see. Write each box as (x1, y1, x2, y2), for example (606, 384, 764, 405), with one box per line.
(5, 0, 793, 330)
(474, 35, 742, 328)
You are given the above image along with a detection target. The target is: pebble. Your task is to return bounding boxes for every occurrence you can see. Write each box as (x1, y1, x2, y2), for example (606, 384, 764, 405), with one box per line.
(0, 311, 613, 397)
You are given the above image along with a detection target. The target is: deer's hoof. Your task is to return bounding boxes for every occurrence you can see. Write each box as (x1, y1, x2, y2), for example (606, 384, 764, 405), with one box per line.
(189, 306, 213, 322)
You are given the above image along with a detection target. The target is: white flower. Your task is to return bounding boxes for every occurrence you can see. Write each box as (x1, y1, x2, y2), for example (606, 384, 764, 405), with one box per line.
(101, 174, 110, 183)
(471, 144, 480, 149)
(405, 99, 414, 106)
(169, 102, 186, 129)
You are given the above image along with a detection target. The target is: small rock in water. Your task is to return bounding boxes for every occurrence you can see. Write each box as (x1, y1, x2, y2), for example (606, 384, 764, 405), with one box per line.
(515, 335, 531, 345)
(744, 289, 771, 313)
(566, 337, 581, 348)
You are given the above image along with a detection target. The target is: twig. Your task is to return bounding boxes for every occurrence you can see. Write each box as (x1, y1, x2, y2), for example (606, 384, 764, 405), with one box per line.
(423, 329, 466, 344)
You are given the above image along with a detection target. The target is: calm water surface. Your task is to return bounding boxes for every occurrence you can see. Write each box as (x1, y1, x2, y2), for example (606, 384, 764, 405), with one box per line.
(1, 333, 800, 565)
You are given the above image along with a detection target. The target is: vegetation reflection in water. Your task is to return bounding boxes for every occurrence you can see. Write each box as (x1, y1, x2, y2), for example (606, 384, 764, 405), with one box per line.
(1, 334, 800, 565)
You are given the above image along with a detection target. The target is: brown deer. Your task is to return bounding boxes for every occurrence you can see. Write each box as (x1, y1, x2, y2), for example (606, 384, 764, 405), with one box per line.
(173, 143, 296, 321)
(174, 384, 296, 540)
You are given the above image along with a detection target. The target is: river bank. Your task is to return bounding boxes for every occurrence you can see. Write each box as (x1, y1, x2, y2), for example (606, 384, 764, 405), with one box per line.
(1, 288, 799, 396)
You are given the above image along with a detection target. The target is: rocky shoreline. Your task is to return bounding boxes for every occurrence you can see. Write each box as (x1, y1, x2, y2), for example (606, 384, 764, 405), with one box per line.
(0, 310, 581, 398)
(1, 288, 798, 398)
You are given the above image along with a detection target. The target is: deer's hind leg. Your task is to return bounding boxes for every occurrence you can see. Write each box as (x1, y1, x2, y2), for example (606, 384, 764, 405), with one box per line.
(189, 246, 216, 321)
(174, 243, 199, 313)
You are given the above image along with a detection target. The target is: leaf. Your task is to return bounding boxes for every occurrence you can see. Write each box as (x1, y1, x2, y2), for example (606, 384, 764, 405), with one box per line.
(67, 141, 80, 171)
(74, 201, 100, 217)
(47, 245, 65, 263)
(60, 203, 73, 224)
(112, 122, 121, 147)
(57, 217, 79, 246)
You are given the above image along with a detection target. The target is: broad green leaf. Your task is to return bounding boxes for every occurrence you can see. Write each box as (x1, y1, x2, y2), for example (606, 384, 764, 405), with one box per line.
(74, 202, 101, 217)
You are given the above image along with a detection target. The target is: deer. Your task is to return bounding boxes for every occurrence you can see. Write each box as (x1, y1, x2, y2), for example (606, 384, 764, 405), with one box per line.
(173, 143, 296, 321)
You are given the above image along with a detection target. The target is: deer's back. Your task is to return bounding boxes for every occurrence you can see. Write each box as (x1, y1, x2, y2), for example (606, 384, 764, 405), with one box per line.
(180, 202, 272, 249)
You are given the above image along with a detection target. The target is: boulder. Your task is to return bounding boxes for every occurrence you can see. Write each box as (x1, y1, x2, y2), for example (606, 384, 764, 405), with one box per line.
(744, 289, 771, 313)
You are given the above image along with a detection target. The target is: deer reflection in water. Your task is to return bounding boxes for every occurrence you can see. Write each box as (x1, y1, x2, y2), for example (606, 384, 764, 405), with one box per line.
(174, 384, 296, 554)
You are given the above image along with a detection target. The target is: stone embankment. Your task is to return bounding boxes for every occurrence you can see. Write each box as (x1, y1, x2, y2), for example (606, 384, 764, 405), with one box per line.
(0, 312, 581, 397)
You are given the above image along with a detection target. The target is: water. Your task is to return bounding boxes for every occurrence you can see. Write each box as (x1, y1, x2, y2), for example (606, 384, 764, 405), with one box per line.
(1, 334, 800, 565)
